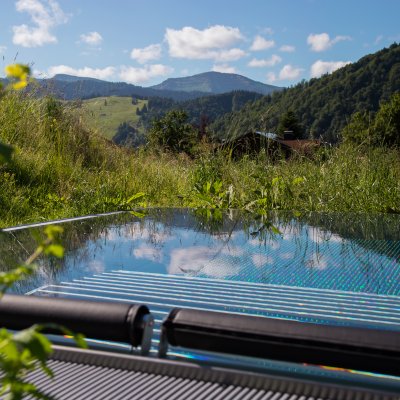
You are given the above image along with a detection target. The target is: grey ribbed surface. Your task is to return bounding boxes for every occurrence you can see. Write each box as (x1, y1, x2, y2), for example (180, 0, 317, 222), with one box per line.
(23, 359, 323, 400)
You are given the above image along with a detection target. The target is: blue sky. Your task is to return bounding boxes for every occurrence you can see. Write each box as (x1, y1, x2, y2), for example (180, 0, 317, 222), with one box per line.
(0, 0, 399, 87)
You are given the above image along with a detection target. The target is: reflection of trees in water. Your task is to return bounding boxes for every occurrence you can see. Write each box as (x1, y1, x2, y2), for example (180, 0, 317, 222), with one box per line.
(300, 212, 400, 260)
(0, 214, 143, 292)
(300, 212, 400, 291)
(240, 212, 400, 290)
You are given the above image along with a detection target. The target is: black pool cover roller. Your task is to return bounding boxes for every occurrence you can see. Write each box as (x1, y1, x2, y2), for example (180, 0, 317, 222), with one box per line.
(161, 308, 400, 376)
(0, 295, 153, 350)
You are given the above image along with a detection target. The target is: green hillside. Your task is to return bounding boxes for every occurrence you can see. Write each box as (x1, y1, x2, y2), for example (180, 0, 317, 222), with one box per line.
(77, 96, 147, 139)
(211, 43, 400, 142)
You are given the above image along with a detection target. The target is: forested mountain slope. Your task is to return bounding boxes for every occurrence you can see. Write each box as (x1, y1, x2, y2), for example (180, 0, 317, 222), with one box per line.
(212, 43, 400, 142)
(140, 90, 263, 130)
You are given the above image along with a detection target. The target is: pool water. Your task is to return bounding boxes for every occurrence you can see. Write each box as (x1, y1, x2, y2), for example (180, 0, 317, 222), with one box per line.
(3, 209, 399, 293)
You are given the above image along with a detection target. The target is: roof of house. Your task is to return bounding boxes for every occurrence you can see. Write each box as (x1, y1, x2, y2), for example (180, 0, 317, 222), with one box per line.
(276, 138, 321, 151)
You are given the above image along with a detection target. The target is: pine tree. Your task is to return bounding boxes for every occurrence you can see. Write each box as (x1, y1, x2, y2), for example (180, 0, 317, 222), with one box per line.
(277, 110, 304, 139)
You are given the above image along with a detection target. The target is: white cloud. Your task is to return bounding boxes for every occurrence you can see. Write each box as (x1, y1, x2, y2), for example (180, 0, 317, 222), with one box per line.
(278, 64, 304, 80)
(212, 64, 236, 74)
(280, 44, 295, 52)
(130, 44, 162, 64)
(266, 72, 277, 83)
(280, 252, 295, 260)
(310, 60, 351, 78)
(86, 260, 105, 274)
(307, 33, 351, 52)
(252, 254, 274, 268)
(250, 35, 275, 51)
(222, 246, 244, 257)
(165, 25, 244, 60)
(305, 254, 328, 270)
(47, 65, 116, 80)
(133, 245, 162, 262)
(248, 54, 282, 67)
(13, 0, 68, 47)
(0, 46, 6, 54)
(32, 69, 46, 78)
(168, 246, 240, 278)
(307, 227, 343, 244)
(263, 27, 274, 35)
(80, 31, 102, 46)
(374, 35, 384, 45)
(119, 64, 173, 84)
(214, 48, 246, 62)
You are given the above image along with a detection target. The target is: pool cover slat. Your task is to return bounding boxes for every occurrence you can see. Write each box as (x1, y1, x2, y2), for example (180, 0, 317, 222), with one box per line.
(31, 270, 400, 331)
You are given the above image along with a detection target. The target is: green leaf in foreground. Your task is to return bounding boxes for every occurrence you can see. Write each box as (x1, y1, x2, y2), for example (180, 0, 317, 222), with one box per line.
(43, 244, 64, 258)
(126, 192, 146, 204)
(0, 326, 54, 400)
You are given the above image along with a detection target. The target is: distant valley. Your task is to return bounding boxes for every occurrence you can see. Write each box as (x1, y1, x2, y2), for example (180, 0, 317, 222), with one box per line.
(55, 72, 276, 142)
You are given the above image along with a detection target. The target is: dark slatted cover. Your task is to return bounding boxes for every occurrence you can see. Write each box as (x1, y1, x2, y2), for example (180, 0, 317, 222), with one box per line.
(11, 347, 398, 400)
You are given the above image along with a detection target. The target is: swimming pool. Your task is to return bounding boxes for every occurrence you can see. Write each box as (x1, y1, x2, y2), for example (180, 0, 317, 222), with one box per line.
(1, 209, 400, 390)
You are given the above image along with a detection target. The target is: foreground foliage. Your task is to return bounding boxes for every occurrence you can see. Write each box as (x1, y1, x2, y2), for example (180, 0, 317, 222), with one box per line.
(1, 68, 87, 399)
(0, 224, 86, 400)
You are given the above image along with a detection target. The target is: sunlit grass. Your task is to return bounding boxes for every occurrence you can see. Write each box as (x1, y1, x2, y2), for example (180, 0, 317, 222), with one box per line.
(1, 91, 399, 228)
(77, 96, 147, 139)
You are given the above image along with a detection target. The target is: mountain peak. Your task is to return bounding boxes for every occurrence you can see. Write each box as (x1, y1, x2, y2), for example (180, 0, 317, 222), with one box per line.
(52, 74, 103, 82)
(151, 71, 281, 95)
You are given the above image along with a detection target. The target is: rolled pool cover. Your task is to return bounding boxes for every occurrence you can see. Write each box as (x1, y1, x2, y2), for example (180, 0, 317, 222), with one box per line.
(0, 294, 152, 349)
(161, 308, 400, 376)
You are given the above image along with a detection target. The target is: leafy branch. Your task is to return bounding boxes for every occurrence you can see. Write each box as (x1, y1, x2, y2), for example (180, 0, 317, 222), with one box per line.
(0, 64, 31, 165)
(0, 225, 88, 400)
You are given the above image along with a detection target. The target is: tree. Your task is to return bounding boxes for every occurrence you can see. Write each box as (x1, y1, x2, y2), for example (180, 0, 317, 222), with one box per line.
(148, 110, 197, 154)
(342, 93, 400, 147)
(113, 122, 146, 148)
(277, 110, 304, 139)
(373, 92, 400, 146)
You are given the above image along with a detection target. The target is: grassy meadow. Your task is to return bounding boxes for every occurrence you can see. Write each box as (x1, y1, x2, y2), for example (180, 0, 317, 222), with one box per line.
(77, 96, 147, 139)
(1, 91, 400, 228)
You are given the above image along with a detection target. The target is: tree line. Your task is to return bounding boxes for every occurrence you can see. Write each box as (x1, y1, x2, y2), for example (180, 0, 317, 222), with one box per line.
(211, 43, 400, 143)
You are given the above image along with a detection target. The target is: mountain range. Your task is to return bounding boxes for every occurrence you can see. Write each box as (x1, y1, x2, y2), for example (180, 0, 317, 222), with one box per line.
(27, 71, 281, 101)
(150, 71, 279, 95)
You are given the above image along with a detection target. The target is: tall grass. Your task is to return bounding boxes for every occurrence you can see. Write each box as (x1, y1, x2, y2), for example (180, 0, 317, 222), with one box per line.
(1, 91, 399, 228)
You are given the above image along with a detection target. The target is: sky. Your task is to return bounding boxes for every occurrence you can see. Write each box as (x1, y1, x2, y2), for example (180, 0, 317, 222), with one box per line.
(0, 0, 399, 87)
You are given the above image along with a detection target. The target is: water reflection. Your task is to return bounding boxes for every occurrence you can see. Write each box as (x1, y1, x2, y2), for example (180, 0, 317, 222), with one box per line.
(1, 209, 399, 296)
